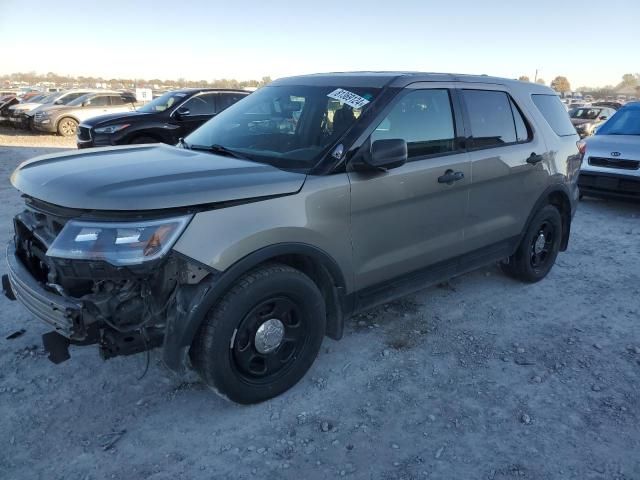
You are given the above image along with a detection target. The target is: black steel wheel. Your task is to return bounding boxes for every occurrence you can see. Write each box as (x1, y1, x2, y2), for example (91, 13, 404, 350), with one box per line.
(501, 205, 563, 283)
(191, 263, 326, 404)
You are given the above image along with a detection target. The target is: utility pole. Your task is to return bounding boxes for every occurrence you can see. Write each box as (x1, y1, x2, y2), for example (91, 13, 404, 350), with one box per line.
(534, 69, 538, 82)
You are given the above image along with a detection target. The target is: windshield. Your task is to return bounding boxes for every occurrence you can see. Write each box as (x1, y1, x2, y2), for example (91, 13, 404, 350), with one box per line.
(596, 109, 640, 135)
(185, 85, 379, 171)
(38, 93, 58, 104)
(570, 108, 602, 120)
(137, 91, 188, 113)
(22, 94, 46, 103)
(67, 93, 93, 107)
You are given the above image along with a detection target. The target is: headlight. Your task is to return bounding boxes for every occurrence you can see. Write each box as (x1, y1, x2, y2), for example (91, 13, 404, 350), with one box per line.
(46, 215, 192, 266)
(94, 124, 130, 134)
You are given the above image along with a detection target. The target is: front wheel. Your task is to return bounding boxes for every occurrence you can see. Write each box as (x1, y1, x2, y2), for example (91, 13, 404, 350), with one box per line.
(501, 204, 562, 283)
(57, 117, 78, 137)
(190, 263, 326, 404)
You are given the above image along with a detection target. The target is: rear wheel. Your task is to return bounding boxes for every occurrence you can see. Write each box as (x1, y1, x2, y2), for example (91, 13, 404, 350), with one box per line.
(501, 204, 562, 283)
(190, 263, 326, 404)
(57, 117, 78, 137)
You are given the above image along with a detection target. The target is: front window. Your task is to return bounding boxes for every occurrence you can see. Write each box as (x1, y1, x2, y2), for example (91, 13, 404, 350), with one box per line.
(570, 108, 602, 120)
(137, 91, 189, 113)
(185, 85, 379, 171)
(596, 109, 640, 136)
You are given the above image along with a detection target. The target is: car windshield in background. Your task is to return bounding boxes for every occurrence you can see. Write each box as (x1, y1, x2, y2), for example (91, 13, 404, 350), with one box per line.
(596, 109, 640, 135)
(570, 108, 601, 120)
(67, 94, 93, 107)
(137, 91, 188, 113)
(185, 85, 379, 171)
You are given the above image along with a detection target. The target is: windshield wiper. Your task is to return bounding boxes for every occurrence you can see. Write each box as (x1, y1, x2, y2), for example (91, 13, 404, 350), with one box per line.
(191, 143, 251, 160)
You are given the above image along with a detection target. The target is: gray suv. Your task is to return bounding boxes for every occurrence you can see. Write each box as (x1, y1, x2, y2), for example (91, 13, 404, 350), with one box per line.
(4, 72, 581, 404)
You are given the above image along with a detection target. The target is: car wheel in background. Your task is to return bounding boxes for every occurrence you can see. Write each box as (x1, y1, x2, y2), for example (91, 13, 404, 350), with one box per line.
(57, 117, 78, 137)
(501, 204, 562, 283)
(190, 263, 326, 404)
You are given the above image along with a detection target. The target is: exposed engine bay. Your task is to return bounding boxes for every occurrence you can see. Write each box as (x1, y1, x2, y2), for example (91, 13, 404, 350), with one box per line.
(8, 196, 208, 363)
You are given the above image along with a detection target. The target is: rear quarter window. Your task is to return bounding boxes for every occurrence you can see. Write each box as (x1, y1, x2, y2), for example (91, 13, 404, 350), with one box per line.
(531, 94, 576, 136)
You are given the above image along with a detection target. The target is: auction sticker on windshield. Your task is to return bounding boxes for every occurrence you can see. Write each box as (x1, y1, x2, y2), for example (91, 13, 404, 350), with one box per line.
(327, 88, 371, 109)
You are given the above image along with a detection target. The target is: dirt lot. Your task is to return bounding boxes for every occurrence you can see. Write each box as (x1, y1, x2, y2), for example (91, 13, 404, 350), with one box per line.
(0, 126, 639, 480)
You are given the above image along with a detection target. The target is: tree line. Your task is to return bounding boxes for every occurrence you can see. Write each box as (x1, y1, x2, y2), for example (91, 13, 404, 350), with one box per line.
(518, 73, 640, 96)
(0, 71, 273, 90)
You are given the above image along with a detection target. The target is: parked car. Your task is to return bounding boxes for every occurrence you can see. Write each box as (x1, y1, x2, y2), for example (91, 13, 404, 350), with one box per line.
(33, 91, 137, 136)
(569, 106, 616, 138)
(592, 101, 623, 110)
(4, 72, 580, 404)
(8, 89, 95, 129)
(0, 94, 19, 124)
(76, 88, 249, 148)
(578, 102, 640, 200)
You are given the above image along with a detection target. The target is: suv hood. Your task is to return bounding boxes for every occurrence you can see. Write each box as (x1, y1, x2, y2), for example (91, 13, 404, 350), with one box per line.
(11, 144, 306, 211)
(82, 110, 153, 127)
(10, 102, 42, 112)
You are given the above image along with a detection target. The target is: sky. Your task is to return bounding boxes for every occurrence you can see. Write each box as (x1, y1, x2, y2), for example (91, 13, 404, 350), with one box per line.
(0, 0, 637, 88)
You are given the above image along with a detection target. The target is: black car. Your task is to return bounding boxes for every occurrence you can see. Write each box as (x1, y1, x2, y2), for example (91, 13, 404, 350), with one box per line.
(592, 101, 624, 110)
(77, 88, 250, 148)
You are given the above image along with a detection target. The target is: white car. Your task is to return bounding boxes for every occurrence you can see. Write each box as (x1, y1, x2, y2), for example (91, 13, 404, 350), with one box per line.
(579, 102, 640, 200)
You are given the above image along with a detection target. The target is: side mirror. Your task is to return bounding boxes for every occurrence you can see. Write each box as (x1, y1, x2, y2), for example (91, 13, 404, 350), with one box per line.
(175, 107, 191, 119)
(82, 101, 88, 107)
(598, 115, 608, 121)
(366, 139, 408, 170)
(54, 99, 63, 105)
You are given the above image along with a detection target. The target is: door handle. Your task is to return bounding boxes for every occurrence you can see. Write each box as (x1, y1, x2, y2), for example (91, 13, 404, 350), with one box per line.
(438, 169, 465, 185)
(527, 152, 544, 165)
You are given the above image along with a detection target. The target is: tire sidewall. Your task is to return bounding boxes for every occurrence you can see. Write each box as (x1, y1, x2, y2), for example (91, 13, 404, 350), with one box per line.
(196, 268, 326, 404)
(518, 205, 562, 281)
(57, 117, 78, 137)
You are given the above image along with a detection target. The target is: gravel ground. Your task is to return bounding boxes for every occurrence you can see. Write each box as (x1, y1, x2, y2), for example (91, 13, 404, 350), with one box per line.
(0, 127, 639, 480)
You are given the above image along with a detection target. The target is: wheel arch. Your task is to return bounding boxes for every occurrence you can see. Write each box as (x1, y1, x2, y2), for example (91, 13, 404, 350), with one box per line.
(163, 243, 350, 372)
(521, 184, 573, 252)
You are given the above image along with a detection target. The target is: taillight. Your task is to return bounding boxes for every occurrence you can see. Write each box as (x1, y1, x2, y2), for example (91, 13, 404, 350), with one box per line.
(577, 140, 586, 159)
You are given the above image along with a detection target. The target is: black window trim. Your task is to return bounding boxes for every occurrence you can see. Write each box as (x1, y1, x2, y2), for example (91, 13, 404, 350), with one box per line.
(363, 86, 468, 164)
(460, 88, 534, 152)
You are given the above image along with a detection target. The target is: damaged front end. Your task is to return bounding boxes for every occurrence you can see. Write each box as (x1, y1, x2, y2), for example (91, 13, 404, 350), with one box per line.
(3, 197, 209, 366)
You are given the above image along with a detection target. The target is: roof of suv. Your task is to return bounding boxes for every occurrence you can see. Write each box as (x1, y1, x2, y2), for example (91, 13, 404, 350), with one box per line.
(271, 71, 554, 93)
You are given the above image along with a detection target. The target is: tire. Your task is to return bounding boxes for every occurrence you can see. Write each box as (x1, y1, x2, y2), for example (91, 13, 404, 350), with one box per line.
(190, 263, 326, 404)
(130, 135, 158, 144)
(501, 204, 563, 283)
(57, 117, 78, 137)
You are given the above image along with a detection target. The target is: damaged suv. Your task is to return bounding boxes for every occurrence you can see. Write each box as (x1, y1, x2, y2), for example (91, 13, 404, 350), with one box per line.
(4, 73, 581, 404)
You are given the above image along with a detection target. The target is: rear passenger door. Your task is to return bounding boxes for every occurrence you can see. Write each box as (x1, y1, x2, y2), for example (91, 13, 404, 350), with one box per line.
(76, 95, 111, 122)
(459, 85, 549, 252)
(348, 85, 471, 290)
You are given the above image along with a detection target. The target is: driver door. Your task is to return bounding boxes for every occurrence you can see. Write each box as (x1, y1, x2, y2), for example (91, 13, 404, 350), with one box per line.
(348, 85, 471, 291)
(172, 92, 218, 138)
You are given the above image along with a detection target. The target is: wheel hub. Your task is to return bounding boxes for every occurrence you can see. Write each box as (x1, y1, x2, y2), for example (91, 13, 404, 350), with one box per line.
(254, 318, 285, 354)
(534, 232, 546, 254)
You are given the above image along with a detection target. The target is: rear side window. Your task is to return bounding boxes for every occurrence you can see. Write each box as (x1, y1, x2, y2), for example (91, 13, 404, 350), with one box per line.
(531, 94, 576, 136)
(371, 89, 456, 159)
(87, 96, 110, 107)
(218, 93, 246, 112)
(462, 90, 520, 148)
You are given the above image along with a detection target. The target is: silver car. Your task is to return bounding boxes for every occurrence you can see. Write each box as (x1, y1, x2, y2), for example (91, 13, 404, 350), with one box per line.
(579, 102, 640, 200)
